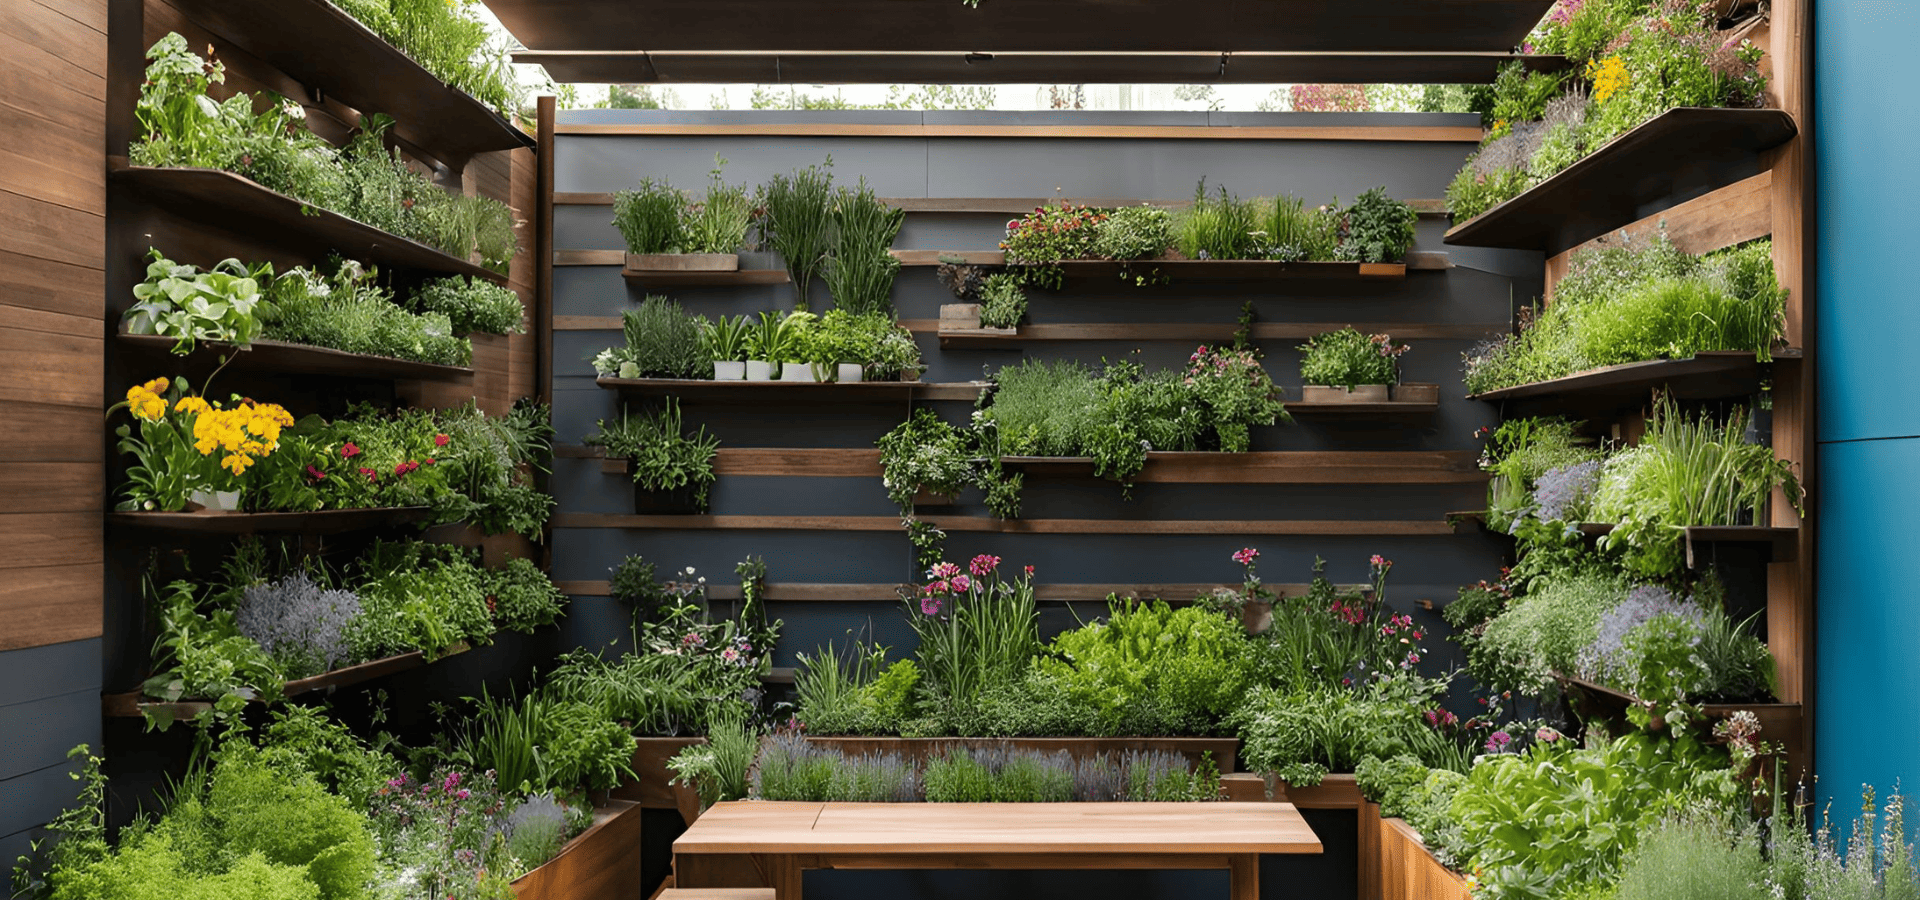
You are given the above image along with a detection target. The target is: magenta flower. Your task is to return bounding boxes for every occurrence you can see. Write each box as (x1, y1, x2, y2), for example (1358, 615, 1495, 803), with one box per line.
(1233, 547, 1260, 566)
(950, 574, 972, 592)
(969, 554, 1002, 577)
(929, 561, 961, 581)
(443, 771, 462, 792)
(920, 595, 943, 615)
(1535, 726, 1562, 743)
(1024, 564, 1035, 576)
(1485, 731, 1513, 753)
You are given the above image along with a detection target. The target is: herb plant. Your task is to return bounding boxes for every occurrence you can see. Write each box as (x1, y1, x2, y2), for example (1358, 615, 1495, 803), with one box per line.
(1298, 328, 1407, 388)
(826, 179, 906, 315)
(682, 156, 755, 254)
(1174, 182, 1267, 261)
(1336, 187, 1418, 263)
(1091, 205, 1174, 260)
(612, 177, 683, 254)
(122, 251, 274, 354)
(267, 263, 470, 367)
(593, 295, 708, 379)
(586, 400, 720, 511)
(976, 273, 1026, 329)
(759, 158, 836, 310)
(410, 276, 525, 335)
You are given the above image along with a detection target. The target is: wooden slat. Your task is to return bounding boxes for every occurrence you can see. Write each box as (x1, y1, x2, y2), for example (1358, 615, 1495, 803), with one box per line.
(556, 249, 625, 266)
(0, 85, 104, 216)
(0, 244, 105, 325)
(554, 580, 1364, 601)
(0, 401, 102, 463)
(0, 188, 102, 271)
(107, 506, 434, 535)
(0, 563, 103, 650)
(0, 328, 101, 408)
(561, 447, 1483, 483)
(552, 513, 1455, 535)
(0, 512, 101, 569)
(555, 122, 1483, 142)
(0, 462, 103, 513)
(934, 322, 1502, 343)
(511, 802, 645, 900)
(556, 193, 1450, 215)
(1544, 170, 1772, 297)
(0, 1, 106, 91)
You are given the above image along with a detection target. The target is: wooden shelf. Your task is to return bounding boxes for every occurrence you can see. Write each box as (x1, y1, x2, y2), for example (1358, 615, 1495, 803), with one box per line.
(621, 268, 791, 287)
(111, 165, 508, 285)
(936, 321, 1496, 348)
(595, 377, 988, 402)
(168, 0, 532, 162)
(556, 579, 1370, 603)
(1467, 349, 1799, 416)
(103, 642, 472, 717)
(1284, 390, 1442, 416)
(118, 334, 474, 382)
(893, 250, 1420, 280)
(1443, 108, 1798, 255)
(107, 506, 435, 535)
(552, 513, 1458, 536)
(1555, 675, 1802, 767)
(996, 450, 1486, 484)
(1446, 512, 1798, 563)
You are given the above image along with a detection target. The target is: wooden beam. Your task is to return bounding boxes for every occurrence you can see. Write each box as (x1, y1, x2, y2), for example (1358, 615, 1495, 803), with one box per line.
(557, 447, 1486, 483)
(553, 122, 1484, 142)
(556, 580, 1369, 600)
(551, 513, 1457, 535)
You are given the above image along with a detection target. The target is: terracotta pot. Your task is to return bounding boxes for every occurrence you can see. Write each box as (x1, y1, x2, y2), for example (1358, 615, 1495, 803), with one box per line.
(1301, 384, 1390, 403)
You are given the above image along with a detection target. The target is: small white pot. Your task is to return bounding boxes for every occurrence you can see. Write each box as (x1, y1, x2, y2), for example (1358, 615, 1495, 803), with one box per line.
(779, 362, 818, 383)
(714, 360, 747, 381)
(745, 360, 774, 381)
(189, 489, 241, 511)
(837, 363, 865, 383)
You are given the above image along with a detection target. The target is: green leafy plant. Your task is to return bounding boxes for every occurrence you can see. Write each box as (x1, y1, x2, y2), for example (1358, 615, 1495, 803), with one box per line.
(1269, 196, 1342, 261)
(698, 314, 753, 363)
(480, 558, 568, 634)
(611, 178, 683, 255)
(1297, 328, 1406, 388)
(123, 251, 274, 354)
(1336, 187, 1418, 263)
(1032, 599, 1254, 736)
(333, 0, 522, 117)
(666, 707, 758, 807)
(905, 556, 1041, 720)
(461, 689, 638, 794)
(267, 263, 470, 367)
(141, 578, 285, 728)
(976, 273, 1026, 329)
(877, 410, 979, 512)
(586, 400, 720, 511)
(1174, 181, 1267, 260)
(1092, 205, 1174, 260)
(682, 156, 755, 254)
(593, 295, 708, 379)
(410, 276, 525, 335)
(825, 178, 906, 315)
(1002, 201, 1110, 288)
(759, 158, 836, 310)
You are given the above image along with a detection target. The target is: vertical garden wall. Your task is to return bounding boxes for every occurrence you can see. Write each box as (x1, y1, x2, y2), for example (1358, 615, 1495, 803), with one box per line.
(547, 108, 1537, 897)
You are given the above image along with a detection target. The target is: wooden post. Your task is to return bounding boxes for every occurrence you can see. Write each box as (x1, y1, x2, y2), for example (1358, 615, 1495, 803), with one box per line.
(1228, 854, 1259, 900)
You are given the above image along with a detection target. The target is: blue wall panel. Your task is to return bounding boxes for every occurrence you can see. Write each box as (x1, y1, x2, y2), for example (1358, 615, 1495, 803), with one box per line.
(1815, 0, 1920, 814)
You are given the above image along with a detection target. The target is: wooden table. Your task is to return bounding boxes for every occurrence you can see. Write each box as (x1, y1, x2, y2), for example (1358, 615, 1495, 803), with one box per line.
(673, 801, 1323, 900)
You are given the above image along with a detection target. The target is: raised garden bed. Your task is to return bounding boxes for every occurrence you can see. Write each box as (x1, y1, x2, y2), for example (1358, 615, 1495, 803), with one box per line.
(510, 800, 645, 900)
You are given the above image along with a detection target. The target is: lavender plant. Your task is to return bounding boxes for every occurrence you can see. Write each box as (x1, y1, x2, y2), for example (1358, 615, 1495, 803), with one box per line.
(234, 572, 362, 679)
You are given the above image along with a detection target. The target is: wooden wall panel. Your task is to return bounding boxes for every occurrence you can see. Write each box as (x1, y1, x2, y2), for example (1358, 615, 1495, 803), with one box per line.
(0, 0, 105, 653)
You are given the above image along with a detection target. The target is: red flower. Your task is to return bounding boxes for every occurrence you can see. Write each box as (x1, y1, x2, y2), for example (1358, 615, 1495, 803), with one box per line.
(358, 467, 378, 482)
(424, 458, 436, 465)
(305, 465, 327, 482)
(341, 442, 361, 458)
(434, 433, 450, 447)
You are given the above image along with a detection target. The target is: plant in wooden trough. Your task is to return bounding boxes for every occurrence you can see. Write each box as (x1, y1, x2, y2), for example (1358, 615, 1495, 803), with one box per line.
(113, 376, 294, 512)
(1298, 327, 1408, 401)
(586, 399, 720, 514)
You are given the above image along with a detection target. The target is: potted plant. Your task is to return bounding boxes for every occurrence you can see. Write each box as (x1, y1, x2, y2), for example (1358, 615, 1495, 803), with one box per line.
(613, 156, 753, 272)
(112, 376, 295, 512)
(700, 315, 751, 381)
(591, 296, 709, 380)
(586, 400, 720, 514)
(878, 410, 978, 509)
(1297, 328, 1407, 402)
(1334, 187, 1419, 264)
(816, 309, 884, 383)
(869, 320, 924, 383)
(774, 311, 821, 382)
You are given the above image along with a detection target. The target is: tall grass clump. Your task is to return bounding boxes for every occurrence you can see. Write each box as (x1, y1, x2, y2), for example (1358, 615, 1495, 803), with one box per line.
(1174, 181, 1267, 260)
(825, 179, 905, 315)
(760, 159, 837, 310)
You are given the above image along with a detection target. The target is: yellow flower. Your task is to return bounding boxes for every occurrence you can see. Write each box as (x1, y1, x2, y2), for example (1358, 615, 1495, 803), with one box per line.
(1588, 55, 1629, 104)
(142, 377, 170, 394)
(175, 396, 211, 416)
(221, 453, 253, 476)
(137, 396, 167, 421)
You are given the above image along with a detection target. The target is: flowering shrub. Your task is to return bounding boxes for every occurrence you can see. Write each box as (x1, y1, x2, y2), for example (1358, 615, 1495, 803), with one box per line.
(906, 556, 1040, 711)
(1183, 345, 1290, 452)
(1000, 202, 1109, 268)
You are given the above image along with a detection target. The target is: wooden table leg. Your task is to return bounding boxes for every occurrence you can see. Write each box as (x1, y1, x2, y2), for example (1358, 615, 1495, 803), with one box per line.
(1229, 853, 1259, 900)
(757, 854, 803, 900)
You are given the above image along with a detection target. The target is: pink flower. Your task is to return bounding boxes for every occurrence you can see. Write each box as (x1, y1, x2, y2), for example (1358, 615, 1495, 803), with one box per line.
(928, 580, 950, 595)
(920, 595, 943, 615)
(1232, 547, 1260, 566)
(1370, 554, 1386, 567)
(1024, 565, 1035, 576)
(434, 433, 450, 447)
(969, 554, 1001, 577)
(950, 574, 972, 592)
(721, 648, 739, 664)
(305, 465, 327, 482)
(341, 442, 361, 458)
(929, 562, 961, 581)
(1485, 731, 1513, 753)
(1535, 726, 1562, 743)
(443, 771, 462, 792)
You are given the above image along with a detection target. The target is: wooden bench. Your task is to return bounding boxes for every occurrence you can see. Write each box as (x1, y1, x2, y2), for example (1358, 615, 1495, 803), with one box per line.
(672, 801, 1323, 900)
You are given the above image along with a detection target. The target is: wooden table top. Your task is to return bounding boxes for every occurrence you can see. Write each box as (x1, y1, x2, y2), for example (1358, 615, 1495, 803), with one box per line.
(674, 802, 1323, 855)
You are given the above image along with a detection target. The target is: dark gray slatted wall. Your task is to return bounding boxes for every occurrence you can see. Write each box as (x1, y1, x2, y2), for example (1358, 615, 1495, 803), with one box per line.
(551, 109, 1541, 900)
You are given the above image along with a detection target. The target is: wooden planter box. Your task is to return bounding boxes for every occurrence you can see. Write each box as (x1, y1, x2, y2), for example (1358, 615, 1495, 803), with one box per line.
(1375, 811, 1470, 900)
(802, 735, 1241, 773)
(626, 252, 739, 272)
(1219, 772, 1362, 808)
(1389, 383, 1440, 404)
(613, 736, 708, 808)
(1301, 384, 1391, 403)
(510, 800, 644, 900)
